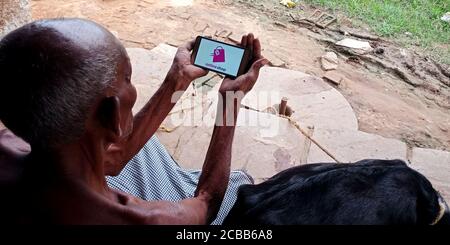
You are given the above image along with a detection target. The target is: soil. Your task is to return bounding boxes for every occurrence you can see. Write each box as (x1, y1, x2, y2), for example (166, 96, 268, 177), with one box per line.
(0, 0, 31, 37)
(30, 0, 450, 151)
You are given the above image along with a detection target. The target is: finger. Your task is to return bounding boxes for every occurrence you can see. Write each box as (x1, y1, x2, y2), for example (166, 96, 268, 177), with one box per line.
(247, 33, 254, 51)
(242, 58, 269, 87)
(182, 39, 196, 51)
(248, 58, 269, 78)
(242, 58, 269, 92)
(241, 34, 248, 48)
(186, 65, 208, 80)
(253, 38, 263, 60)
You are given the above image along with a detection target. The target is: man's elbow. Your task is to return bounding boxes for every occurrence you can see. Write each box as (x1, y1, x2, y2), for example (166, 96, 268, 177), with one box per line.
(196, 191, 224, 224)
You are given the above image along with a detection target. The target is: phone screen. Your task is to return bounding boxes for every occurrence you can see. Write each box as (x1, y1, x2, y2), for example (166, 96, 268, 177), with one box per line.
(193, 37, 245, 77)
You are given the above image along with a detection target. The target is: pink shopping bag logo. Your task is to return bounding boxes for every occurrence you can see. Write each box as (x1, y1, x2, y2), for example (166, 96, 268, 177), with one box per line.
(211, 46, 225, 63)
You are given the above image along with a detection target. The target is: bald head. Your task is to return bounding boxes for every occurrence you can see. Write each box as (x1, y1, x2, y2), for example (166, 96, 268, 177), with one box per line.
(0, 18, 127, 149)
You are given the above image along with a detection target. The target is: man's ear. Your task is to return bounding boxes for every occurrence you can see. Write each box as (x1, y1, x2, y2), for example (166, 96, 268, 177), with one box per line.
(97, 96, 122, 142)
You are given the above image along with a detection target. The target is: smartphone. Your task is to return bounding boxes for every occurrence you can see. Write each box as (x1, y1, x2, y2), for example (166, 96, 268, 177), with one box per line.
(191, 36, 252, 79)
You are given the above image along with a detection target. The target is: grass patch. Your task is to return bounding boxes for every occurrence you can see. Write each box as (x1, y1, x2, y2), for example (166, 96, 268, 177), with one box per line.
(303, 0, 450, 65)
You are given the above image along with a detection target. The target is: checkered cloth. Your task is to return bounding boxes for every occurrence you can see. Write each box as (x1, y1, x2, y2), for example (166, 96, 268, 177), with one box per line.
(106, 135, 253, 225)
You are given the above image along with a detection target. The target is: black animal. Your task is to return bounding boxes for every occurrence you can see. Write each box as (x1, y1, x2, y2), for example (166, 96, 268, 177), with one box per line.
(224, 159, 450, 225)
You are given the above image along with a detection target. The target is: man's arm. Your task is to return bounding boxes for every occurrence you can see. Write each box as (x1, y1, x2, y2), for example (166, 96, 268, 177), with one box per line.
(105, 40, 207, 175)
(138, 34, 268, 224)
(193, 34, 268, 223)
(128, 111, 238, 225)
(193, 97, 239, 222)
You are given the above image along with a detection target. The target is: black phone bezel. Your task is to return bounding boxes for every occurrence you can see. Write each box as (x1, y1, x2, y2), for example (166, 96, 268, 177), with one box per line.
(191, 36, 252, 79)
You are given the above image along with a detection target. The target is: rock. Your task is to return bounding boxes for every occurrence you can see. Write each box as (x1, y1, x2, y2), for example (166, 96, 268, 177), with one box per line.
(320, 51, 339, 71)
(441, 12, 450, 23)
(269, 59, 287, 68)
(409, 147, 450, 202)
(375, 47, 385, 55)
(265, 51, 287, 68)
(399, 49, 408, 57)
(279, 0, 297, 8)
(323, 71, 344, 86)
(0, 0, 31, 37)
(336, 38, 373, 52)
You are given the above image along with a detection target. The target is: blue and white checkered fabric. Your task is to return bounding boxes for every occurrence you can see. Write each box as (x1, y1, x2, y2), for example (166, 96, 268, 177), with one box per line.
(106, 135, 253, 225)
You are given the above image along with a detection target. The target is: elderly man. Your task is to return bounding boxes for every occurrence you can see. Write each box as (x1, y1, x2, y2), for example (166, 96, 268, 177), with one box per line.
(0, 18, 267, 224)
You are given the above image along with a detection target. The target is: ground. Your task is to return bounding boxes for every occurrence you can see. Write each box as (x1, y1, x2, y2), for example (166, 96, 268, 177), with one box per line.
(0, 0, 31, 37)
(30, 0, 450, 152)
(304, 0, 450, 65)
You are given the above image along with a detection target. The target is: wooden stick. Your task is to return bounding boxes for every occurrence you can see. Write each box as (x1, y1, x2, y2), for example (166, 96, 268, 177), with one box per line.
(279, 97, 288, 115)
(242, 104, 342, 163)
(280, 115, 342, 163)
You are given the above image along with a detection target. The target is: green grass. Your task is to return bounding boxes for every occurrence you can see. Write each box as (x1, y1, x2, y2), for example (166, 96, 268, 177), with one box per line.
(303, 0, 450, 64)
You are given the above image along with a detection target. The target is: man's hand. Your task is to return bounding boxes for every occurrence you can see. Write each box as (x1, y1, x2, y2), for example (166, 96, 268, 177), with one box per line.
(217, 34, 268, 126)
(105, 39, 207, 176)
(169, 39, 208, 90)
(219, 34, 268, 95)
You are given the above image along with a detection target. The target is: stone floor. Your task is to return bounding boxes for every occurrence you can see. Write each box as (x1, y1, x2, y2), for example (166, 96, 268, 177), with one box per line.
(128, 44, 450, 201)
(0, 0, 31, 38)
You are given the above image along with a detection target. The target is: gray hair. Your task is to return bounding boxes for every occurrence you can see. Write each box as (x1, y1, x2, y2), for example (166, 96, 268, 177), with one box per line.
(0, 18, 124, 149)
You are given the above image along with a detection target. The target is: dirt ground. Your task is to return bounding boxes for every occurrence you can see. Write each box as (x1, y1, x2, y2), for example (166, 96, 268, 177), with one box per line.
(31, 0, 450, 151)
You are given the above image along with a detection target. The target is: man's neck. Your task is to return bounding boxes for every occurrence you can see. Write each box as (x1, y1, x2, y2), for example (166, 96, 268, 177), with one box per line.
(31, 138, 112, 197)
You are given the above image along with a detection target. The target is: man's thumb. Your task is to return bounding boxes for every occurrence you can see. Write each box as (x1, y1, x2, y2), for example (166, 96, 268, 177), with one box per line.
(249, 58, 269, 76)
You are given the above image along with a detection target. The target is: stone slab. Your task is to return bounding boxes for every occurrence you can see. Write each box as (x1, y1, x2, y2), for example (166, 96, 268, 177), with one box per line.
(409, 147, 450, 202)
(244, 67, 358, 132)
(308, 129, 408, 163)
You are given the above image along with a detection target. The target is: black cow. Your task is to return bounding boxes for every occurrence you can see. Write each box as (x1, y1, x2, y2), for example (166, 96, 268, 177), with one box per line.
(223, 159, 450, 225)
